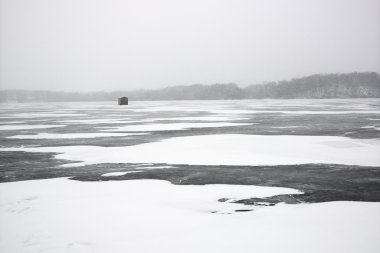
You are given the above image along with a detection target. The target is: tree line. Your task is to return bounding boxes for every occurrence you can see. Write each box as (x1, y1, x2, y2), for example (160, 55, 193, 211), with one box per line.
(1, 72, 379, 102)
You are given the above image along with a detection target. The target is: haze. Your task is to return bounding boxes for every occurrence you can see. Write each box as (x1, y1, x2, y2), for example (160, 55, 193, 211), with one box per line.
(0, 0, 379, 92)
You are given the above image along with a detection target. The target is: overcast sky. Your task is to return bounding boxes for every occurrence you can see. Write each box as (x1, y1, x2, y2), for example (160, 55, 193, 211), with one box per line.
(0, 0, 379, 91)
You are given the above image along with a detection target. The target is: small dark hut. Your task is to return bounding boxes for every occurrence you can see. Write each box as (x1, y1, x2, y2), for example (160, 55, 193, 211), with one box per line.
(118, 97, 128, 105)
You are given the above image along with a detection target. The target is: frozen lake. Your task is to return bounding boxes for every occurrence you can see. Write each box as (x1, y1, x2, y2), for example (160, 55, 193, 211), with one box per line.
(1, 99, 380, 252)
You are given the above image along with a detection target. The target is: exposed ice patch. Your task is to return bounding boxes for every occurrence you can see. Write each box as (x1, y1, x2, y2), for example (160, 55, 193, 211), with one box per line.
(210, 110, 380, 115)
(362, 126, 380, 131)
(0, 125, 65, 131)
(7, 132, 146, 139)
(3, 113, 87, 118)
(142, 116, 250, 122)
(271, 126, 303, 129)
(1, 134, 380, 166)
(0, 121, 26, 125)
(57, 119, 134, 124)
(101, 122, 251, 132)
(138, 166, 175, 169)
(130, 107, 214, 113)
(207, 109, 255, 114)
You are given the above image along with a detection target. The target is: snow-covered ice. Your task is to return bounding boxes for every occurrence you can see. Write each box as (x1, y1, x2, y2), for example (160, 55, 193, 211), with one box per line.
(1, 134, 380, 166)
(0, 178, 379, 253)
(1, 100, 380, 253)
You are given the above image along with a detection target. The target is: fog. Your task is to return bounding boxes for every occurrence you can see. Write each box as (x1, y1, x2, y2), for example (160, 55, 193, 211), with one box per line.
(0, 0, 379, 91)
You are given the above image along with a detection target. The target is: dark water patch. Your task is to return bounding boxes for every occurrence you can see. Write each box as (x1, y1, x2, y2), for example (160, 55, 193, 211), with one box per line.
(0, 151, 73, 182)
(233, 195, 301, 206)
(70, 164, 380, 203)
(2, 157, 379, 204)
(234, 209, 253, 212)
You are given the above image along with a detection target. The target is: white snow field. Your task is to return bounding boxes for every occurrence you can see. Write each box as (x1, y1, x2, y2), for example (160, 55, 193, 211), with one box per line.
(2, 134, 380, 167)
(0, 178, 379, 253)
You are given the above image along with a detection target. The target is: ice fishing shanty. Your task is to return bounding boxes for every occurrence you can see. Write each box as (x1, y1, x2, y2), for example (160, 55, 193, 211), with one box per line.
(118, 97, 128, 105)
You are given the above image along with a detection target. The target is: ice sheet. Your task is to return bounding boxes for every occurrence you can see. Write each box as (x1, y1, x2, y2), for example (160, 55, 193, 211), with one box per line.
(1, 134, 379, 166)
(3, 113, 87, 118)
(142, 116, 250, 122)
(101, 122, 251, 132)
(7, 132, 146, 139)
(0, 121, 26, 124)
(362, 126, 380, 131)
(209, 110, 380, 115)
(138, 166, 175, 169)
(57, 119, 133, 124)
(0, 125, 65, 130)
(0, 178, 379, 253)
(271, 126, 303, 129)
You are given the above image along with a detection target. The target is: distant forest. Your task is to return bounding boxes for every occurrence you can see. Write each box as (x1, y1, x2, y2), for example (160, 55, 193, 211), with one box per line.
(1, 72, 379, 102)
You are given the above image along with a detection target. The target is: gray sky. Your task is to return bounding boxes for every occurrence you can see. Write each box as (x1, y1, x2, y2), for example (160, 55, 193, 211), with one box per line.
(0, 0, 379, 91)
